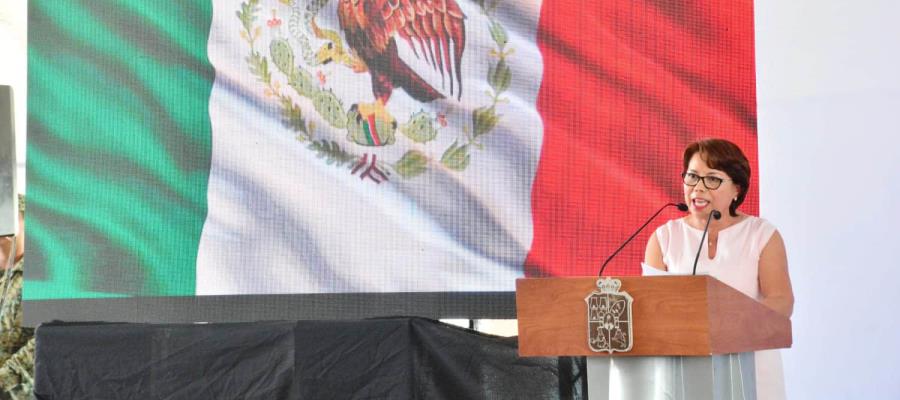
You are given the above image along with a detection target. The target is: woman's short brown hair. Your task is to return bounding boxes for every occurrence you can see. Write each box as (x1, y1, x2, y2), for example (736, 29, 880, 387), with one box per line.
(683, 139, 751, 217)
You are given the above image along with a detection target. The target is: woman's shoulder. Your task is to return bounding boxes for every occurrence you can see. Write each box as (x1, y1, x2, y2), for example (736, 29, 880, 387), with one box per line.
(736, 215, 779, 251)
(740, 215, 778, 233)
(660, 217, 691, 230)
(654, 217, 686, 237)
(653, 217, 694, 249)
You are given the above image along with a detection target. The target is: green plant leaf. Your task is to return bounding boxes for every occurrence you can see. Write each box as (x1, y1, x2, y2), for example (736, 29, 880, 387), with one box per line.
(472, 106, 499, 138)
(246, 51, 270, 84)
(441, 141, 470, 171)
(237, 0, 259, 34)
(395, 150, 429, 177)
(279, 96, 307, 134)
(489, 20, 508, 48)
(308, 140, 355, 167)
(488, 58, 511, 94)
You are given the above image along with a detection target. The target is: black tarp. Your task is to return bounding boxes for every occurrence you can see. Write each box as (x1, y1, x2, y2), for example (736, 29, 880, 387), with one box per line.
(35, 317, 585, 399)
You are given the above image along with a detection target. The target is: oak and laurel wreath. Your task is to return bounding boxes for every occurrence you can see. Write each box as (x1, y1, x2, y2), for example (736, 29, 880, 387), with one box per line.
(237, 0, 512, 179)
(238, 0, 358, 169)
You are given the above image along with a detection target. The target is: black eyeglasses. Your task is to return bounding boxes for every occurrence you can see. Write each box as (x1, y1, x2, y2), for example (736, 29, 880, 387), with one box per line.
(682, 172, 728, 190)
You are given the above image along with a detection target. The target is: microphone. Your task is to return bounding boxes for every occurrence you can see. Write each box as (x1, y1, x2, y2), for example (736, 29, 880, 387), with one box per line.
(598, 202, 688, 277)
(691, 210, 722, 275)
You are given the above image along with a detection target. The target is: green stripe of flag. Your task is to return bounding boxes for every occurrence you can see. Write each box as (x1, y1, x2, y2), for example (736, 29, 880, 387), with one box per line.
(25, 1, 214, 299)
(362, 120, 377, 146)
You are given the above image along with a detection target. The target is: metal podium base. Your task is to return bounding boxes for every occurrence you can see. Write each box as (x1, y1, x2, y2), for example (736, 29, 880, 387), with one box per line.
(586, 353, 756, 400)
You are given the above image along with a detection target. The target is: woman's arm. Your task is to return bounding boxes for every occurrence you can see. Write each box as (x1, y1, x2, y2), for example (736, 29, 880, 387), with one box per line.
(643, 232, 667, 271)
(758, 230, 794, 317)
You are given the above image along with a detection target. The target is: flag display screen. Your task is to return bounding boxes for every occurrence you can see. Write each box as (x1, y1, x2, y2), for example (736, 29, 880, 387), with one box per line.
(24, 0, 758, 323)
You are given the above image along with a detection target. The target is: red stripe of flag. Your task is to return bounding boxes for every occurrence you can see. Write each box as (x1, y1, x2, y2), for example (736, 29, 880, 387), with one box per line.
(526, 0, 759, 277)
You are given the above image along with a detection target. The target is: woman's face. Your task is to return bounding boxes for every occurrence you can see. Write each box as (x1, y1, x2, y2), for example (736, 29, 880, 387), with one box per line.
(683, 153, 740, 219)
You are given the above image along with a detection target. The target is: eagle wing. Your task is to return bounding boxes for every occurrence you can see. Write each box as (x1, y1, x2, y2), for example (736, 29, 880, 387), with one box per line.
(365, 0, 466, 99)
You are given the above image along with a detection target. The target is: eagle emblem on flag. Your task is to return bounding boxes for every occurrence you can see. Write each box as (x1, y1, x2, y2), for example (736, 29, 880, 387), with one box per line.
(585, 278, 634, 353)
(237, 0, 513, 183)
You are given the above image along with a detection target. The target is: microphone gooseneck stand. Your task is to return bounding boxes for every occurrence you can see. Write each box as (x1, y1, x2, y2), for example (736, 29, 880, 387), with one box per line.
(691, 210, 722, 276)
(597, 202, 688, 277)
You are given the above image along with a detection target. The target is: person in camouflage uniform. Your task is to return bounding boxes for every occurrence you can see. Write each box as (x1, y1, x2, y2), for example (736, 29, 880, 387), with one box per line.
(0, 195, 34, 399)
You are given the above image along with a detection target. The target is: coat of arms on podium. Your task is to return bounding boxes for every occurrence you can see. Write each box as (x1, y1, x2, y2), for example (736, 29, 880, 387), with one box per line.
(585, 278, 634, 353)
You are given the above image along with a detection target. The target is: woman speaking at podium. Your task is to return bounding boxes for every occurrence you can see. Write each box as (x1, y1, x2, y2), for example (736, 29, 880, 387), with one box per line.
(644, 138, 794, 400)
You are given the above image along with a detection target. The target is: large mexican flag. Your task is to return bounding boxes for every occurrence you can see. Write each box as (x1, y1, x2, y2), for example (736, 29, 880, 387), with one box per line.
(25, 0, 758, 316)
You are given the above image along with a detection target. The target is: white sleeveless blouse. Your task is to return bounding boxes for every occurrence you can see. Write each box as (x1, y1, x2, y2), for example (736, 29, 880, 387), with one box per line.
(653, 216, 786, 400)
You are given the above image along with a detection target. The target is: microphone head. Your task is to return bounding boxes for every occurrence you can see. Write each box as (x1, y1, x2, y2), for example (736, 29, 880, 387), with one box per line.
(675, 203, 689, 212)
(712, 210, 722, 220)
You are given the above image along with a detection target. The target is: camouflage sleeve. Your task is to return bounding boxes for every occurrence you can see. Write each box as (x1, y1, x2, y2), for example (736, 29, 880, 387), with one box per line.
(0, 337, 34, 400)
(0, 261, 34, 366)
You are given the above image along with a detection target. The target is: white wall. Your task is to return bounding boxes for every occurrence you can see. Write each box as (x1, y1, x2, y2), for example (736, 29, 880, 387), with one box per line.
(3, 1, 899, 397)
(0, 2, 26, 193)
(756, 0, 900, 398)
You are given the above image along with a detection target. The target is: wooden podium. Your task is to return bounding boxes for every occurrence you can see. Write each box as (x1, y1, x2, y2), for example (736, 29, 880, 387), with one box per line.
(516, 276, 791, 400)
